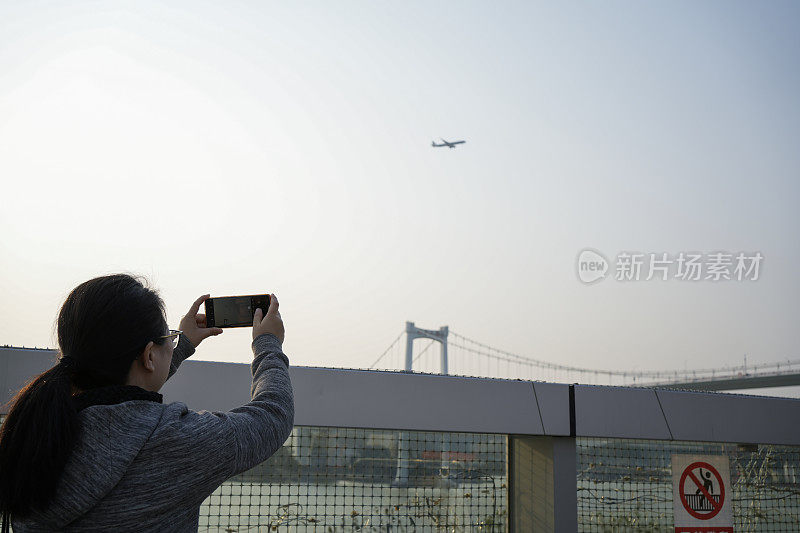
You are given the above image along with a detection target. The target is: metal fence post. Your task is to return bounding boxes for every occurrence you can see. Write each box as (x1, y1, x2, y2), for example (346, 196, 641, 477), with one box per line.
(552, 437, 577, 532)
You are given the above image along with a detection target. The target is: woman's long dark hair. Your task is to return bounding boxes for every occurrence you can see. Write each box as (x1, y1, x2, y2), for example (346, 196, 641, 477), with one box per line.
(0, 274, 168, 523)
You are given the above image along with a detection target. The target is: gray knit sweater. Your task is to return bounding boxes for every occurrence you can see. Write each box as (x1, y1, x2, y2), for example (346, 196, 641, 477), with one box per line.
(12, 333, 294, 532)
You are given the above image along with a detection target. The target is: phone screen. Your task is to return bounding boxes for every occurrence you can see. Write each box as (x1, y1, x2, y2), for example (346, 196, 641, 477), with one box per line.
(205, 295, 270, 328)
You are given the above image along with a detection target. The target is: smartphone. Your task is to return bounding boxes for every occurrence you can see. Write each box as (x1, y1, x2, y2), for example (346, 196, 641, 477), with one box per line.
(205, 294, 271, 328)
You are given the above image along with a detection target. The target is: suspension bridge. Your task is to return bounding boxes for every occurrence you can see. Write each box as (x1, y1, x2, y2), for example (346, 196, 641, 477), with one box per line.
(369, 322, 800, 392)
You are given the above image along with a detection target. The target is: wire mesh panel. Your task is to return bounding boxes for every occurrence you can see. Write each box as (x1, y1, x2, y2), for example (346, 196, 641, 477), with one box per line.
(199, 426, 508, 532)
(577, 437, 800, 532)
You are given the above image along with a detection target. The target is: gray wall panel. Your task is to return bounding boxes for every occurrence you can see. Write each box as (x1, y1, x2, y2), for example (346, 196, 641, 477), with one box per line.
(0, 350, 543, 435)
(574, 385, 672, 440)
(533, 382, 570, 436)
(0, 348, 55, 408)
(657, 389, 800, 445)
(160, 360, 252, 411)
(290, 367, 543, 434)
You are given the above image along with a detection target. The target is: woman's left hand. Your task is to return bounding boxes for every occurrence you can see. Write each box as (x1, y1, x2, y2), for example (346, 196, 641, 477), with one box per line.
(179, 294, 223, 348)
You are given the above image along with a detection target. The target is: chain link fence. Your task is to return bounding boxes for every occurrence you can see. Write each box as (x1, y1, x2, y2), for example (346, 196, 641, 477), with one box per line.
(577, 437, 800, 532)
(199, 426, 507, 531)
(5, 416, 800, 531)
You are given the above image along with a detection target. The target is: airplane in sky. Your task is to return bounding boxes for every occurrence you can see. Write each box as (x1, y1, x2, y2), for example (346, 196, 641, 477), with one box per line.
(431, 138, 466, 149)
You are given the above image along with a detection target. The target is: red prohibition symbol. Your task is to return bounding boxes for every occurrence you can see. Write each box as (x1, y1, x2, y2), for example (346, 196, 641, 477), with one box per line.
(679, 461, 725, 520)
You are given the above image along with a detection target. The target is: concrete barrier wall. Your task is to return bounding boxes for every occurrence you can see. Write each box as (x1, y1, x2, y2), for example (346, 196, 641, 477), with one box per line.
(3, 346, 800, 445)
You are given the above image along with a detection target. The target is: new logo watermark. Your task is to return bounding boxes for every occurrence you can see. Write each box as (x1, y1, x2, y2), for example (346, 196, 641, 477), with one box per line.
(577, 249, 609, 284)
(576, 249, 763, 284)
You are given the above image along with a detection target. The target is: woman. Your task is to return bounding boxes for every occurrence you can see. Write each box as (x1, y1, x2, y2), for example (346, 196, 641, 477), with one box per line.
(0, 274, 294, 532)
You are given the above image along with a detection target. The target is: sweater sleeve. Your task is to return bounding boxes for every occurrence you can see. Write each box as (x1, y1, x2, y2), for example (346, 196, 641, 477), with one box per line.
(228, 333, 295, 475)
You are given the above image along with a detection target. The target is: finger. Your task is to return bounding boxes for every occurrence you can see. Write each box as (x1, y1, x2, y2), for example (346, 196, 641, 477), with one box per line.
(266, 294, 279, 317)
(195, 314, 207, 327)
(202, 327, 224, 339)
(187, 294, 211, 318)
(253, 307, 263, 327)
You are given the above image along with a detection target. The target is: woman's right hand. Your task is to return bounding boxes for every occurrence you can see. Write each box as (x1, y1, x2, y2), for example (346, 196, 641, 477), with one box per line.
(253, 293, 285, 343)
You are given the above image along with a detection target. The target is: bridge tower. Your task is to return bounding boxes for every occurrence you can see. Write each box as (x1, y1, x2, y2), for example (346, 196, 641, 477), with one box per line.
(404, 321, 449, 374)
(394, 321, 450, 487)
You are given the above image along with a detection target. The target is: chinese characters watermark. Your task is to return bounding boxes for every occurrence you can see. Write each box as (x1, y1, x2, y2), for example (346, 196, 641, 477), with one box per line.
(577, 249, 763, 284)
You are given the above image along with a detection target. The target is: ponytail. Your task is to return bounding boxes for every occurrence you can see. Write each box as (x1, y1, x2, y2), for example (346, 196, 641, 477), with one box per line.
(0, 273, 166, 525)
(0, 361, 79, 519)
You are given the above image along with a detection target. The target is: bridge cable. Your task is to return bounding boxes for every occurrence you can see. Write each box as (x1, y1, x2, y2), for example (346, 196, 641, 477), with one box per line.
(368, 330, 405, 369)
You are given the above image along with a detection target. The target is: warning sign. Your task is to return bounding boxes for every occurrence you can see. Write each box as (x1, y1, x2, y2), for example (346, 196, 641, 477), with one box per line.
(671, 454, 733, 533)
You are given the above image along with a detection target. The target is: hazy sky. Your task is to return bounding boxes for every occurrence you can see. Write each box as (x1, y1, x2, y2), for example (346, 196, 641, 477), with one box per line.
(1, 2, 798, 393)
